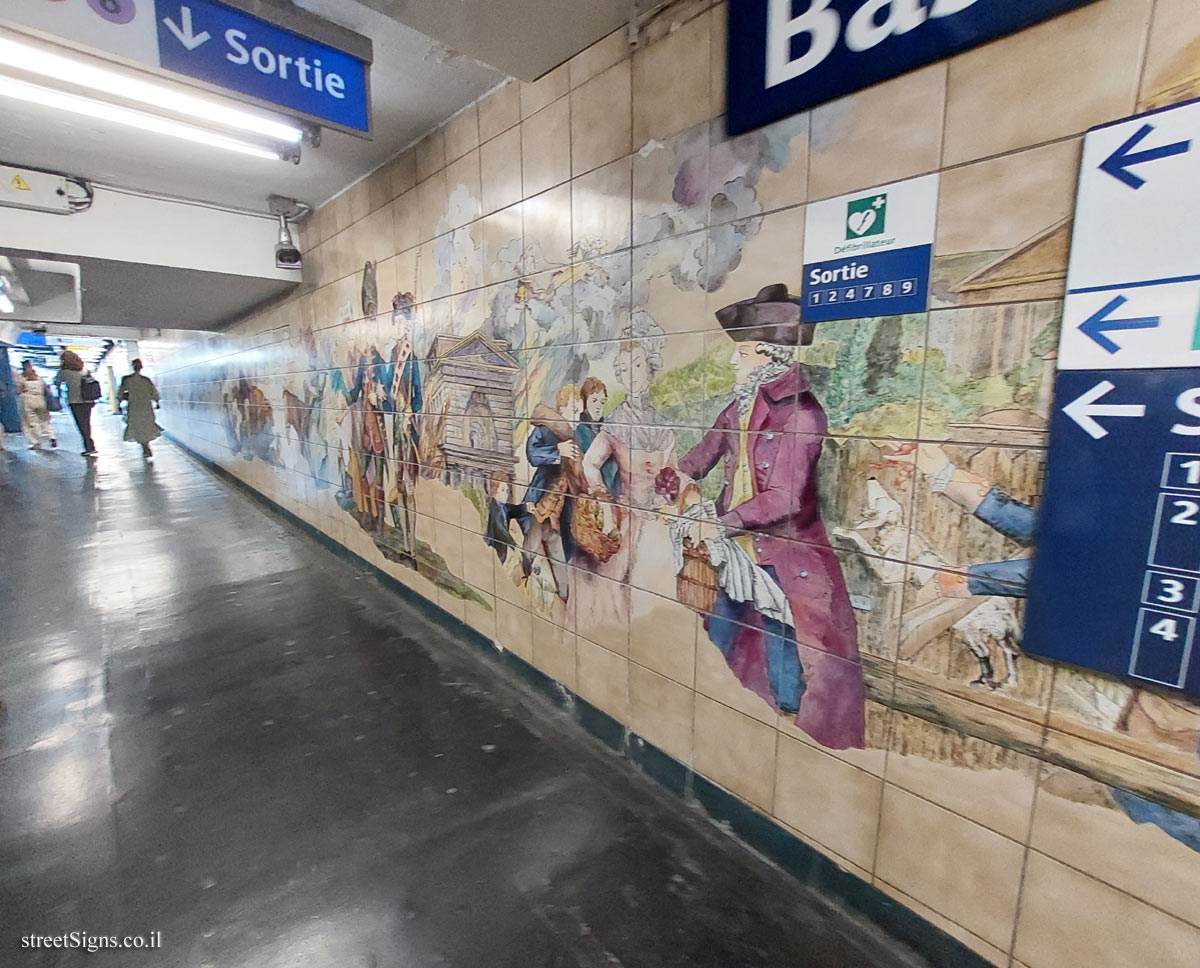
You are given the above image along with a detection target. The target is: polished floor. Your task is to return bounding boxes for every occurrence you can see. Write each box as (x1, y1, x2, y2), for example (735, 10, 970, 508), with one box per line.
(0, 412, 923, 968)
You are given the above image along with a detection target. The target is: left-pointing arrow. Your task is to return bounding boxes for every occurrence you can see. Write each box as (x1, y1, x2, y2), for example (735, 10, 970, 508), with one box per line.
(1099, 123, 1191, 190)
(163, 6, 211, 51)
(1062, 380, 1146, 440)
(1078, 294, 1160, 353)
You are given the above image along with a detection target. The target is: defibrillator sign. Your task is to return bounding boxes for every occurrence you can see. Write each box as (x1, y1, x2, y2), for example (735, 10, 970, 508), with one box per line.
(802, 173, 938, 321)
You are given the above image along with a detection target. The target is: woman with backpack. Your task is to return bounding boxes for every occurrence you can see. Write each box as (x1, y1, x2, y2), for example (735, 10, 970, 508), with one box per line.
(16, 360, 57, 450)
(55, 350, 98, 457)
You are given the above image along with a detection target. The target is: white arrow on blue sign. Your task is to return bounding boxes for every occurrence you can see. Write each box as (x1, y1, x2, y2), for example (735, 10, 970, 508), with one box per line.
(0, 0, 371, 134)
(155, 0, 369, 133)
(162, 6, 211, 51)
(1027, 367, 1200, 697)
(1061, 379, 1147, 439)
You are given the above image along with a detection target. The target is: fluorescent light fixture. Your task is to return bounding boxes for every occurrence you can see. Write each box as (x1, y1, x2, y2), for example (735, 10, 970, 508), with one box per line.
(0, 32, 302, 144)
(0, 292, 14, 314)
(0, 76, 281, 160)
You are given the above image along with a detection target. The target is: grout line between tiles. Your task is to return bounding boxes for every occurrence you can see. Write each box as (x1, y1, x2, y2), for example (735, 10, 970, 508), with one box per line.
(1132, 0, 1160, 115)
(1004, 663, 1057, 967)
(873, 874, 1010, 966)
(936, 59, 952, 174)
(1020, 839, 1200, 935)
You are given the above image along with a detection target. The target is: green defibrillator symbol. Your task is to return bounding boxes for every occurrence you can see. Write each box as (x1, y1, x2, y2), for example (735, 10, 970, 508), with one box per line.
(846, 193, 887, 239)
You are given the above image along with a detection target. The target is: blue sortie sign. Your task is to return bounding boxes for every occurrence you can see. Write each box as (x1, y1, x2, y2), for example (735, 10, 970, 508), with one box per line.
(801, 244, 931, 321)
(726, 0, 1101, 136)
(155, 0, 369, 132)
(1025, 368, 1200, 697)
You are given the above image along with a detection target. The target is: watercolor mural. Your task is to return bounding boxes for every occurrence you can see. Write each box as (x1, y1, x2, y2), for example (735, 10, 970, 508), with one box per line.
(156, 5, 1200, 959)
(162, 109, 1200, 767)
(173, 118, 1045, 764)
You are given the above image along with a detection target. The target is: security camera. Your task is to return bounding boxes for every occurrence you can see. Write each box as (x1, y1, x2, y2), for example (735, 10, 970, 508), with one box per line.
(274, 213, 302, 270)
(267, 195, 310, 271)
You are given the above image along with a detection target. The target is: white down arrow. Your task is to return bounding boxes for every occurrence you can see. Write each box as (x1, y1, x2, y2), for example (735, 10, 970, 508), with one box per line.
(163, 6, 211, 51)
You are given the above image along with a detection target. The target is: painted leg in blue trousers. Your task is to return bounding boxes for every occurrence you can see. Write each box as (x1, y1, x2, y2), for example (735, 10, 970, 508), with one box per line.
(706, 579, 805, 714)
(761, 567, 804, 715)
(762, 616, 804, 715)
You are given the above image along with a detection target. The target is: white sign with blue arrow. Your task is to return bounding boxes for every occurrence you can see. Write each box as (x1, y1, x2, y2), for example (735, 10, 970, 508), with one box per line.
(1060, 281, 1200, 370)
(1060, 98, 1200, 370)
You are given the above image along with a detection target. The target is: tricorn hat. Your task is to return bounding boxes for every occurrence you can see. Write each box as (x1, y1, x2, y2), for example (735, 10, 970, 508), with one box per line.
(714, 283, 815, 346)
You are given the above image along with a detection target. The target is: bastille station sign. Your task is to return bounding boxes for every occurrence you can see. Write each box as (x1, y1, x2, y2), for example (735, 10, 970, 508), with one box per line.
(725, 0, 1101, 135)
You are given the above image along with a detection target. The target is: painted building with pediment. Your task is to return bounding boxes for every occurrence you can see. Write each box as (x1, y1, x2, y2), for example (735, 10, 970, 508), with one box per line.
(424, 329, 519, 485)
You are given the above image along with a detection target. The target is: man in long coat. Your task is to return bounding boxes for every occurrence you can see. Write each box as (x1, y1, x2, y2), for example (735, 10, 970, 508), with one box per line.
(381, 325, 423, 557)
(347, 349, 388, 526)
(676, 284, 866, 750)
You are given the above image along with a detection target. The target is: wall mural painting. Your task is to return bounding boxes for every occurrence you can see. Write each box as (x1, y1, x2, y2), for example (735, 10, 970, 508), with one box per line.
(166, 113, 1200, 848)
(669, 286, 866, 748)
(223, 375, 276, 463)
(327, 294, 485, 604)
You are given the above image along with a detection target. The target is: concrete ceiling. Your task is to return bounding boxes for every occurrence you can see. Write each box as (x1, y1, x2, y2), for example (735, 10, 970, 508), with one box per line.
(360, 0, 631, 81)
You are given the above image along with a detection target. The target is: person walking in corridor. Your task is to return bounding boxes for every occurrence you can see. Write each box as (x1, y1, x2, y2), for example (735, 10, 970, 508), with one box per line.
(16, 360, 57, 450)
(55, 350, 97, 457)
(0, 376, 9, 452)
(118, 359, 162, 459)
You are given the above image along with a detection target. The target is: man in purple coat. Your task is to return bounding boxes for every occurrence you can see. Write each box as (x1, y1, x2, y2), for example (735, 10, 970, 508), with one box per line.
(676, 284, 866, 750)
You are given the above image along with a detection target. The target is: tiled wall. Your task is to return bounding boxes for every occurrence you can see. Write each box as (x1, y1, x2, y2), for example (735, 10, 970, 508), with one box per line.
(157, 2, 1200, 965)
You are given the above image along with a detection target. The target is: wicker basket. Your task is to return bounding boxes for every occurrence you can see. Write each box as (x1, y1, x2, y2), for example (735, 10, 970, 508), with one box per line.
(571, 495, 622, 563)
(677, 539, 719, 614)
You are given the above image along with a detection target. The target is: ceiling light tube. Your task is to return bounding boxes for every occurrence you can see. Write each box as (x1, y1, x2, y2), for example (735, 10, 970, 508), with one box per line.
(0, 75, 282, 160)
(0, 31, 302, 144)
(0, 292, 14, 314)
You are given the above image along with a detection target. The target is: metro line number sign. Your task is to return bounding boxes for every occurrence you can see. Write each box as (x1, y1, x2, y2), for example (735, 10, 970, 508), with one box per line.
(726, 0, 1102, 135)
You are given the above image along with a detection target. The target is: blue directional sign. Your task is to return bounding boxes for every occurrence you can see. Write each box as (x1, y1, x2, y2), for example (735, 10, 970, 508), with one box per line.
(1026, 98, 1200, 696)
(1026, 368, 1200, 697)
(155, 0, 369, 132)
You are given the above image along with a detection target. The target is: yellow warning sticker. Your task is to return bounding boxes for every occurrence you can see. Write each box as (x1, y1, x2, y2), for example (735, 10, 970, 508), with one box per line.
(11, 175, 31, 191)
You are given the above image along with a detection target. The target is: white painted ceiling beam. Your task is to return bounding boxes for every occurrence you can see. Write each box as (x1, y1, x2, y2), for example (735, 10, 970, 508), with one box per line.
(2, 185, 298, 281)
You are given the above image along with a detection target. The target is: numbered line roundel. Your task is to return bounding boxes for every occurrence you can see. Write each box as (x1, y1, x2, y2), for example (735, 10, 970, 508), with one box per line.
(88, 0, 137, 25)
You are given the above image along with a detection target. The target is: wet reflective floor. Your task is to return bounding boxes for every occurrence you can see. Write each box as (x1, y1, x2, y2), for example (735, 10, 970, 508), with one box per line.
(0, 414, 923, 968)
